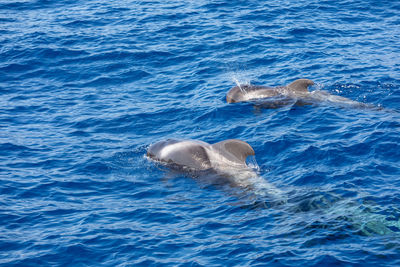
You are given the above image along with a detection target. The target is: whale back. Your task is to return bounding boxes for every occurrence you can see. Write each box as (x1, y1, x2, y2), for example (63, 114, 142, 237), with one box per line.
(147, 139, 212, 170)
(226, 85, 276, 103)
(147, 139, 255, 170)
(227, 79, 314, 103)
(286, 79, 314, 93)
(211, 139, 255, 165)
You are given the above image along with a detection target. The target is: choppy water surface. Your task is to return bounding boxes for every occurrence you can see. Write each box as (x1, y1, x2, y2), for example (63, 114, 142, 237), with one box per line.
(1, 0, 400, 266)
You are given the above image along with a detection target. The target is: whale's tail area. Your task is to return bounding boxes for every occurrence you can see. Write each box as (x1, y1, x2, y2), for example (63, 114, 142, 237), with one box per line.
(283, 190, 400, 236)
(350, 204, 400, 236)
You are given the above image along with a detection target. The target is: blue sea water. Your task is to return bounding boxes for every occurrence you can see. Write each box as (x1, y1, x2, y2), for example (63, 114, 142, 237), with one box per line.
(1, 0, 400, 265)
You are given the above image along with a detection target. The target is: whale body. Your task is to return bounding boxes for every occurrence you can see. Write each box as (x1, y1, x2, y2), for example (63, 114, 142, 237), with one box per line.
(148, 140, 396, 231)
(226, 79, 315, 104)
(147, 138, 255, 172)
(226, 78, 369, 108)
(147, 138, 282, 197)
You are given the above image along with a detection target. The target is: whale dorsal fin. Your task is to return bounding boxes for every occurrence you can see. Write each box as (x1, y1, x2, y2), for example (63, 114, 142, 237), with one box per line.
(211, 139, 255, 164)
(287, 79, 314, 93)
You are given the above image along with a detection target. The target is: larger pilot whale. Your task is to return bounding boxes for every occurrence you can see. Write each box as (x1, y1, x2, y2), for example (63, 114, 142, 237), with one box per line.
(227, 78, 370, 108)
(147, 139, 399, 234)
(147, 139, 254, 171)
(147, 138, 282, 197)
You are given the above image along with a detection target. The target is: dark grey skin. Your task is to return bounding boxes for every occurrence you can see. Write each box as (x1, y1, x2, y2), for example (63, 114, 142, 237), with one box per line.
(147, 138, 283, 198)
(226, 78, 378, 109)
(147, 139, 396, 233)
(226, 79, 315, 104)
(147, 139, 255, 171)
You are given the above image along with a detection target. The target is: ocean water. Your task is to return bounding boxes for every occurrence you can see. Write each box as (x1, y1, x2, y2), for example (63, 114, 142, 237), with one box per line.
(1, 0, 400, 266)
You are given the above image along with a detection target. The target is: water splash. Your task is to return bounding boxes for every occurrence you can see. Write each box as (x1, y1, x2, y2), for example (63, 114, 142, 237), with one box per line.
(229, 71, 251, 94)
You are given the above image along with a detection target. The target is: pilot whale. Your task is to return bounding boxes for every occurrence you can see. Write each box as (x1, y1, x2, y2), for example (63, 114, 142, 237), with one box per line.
(147, 139, 398, 232)
(147, 139, 254, 174)
(147, 138, 282, 198)
(227, 79, 315, 104)
(227, 78, 371, 108)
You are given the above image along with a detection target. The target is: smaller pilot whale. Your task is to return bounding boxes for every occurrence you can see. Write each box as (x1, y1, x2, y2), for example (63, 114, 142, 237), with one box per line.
(227, 78, 371, 109)
(147, 138, 282, 198)
(226, 79, 315, 104)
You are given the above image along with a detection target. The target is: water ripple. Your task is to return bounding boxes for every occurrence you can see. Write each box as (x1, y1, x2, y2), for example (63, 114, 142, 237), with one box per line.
(1, 0, 400, 266)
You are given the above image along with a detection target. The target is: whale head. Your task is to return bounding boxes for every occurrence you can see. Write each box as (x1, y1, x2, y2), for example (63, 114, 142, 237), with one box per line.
(147, 139, 212, 170)
(226, 84, 252, 103)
